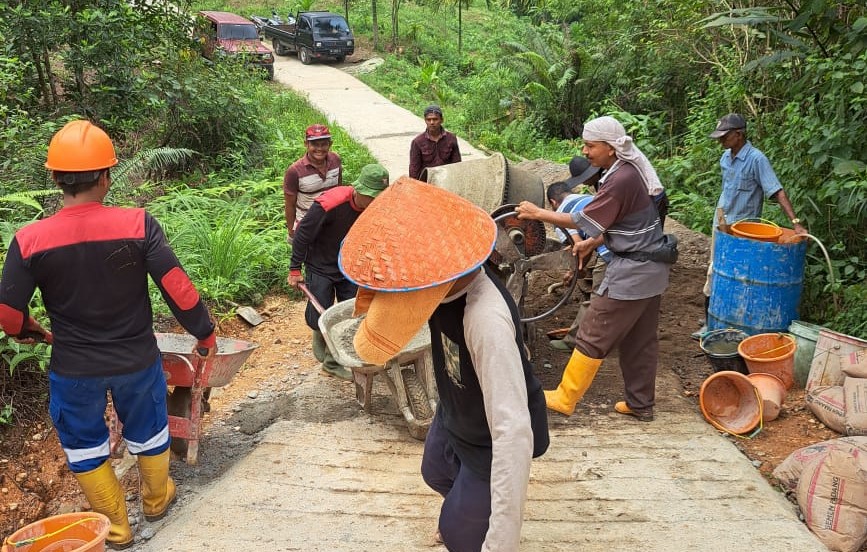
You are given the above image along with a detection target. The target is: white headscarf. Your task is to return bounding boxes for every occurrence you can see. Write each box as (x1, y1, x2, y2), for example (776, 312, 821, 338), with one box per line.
(582, 116, 664, 196)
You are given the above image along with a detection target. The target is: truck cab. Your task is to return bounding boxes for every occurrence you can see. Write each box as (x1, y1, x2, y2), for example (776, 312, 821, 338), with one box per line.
(265, 11, 354, 64)
(197, 11, 274, 79)
(298, 12, 354, 63)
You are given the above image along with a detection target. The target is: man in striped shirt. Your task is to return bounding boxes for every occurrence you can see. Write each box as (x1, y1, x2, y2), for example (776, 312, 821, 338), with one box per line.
(283, 124, 343, 243)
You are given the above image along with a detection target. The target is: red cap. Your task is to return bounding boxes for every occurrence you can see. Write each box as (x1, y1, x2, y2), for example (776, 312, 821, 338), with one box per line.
(305, 124, 332, 141)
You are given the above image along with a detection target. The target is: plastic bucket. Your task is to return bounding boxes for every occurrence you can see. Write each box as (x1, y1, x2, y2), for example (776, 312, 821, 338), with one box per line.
(708, 228, 807, 335)
(747, 373, 787, 422)
(738, 333, 797, 390)
(699, 371, 763, 435)
(788, 320, 825, 388)
(1, 512, 110, 552)
(699, 329, 748, 374)
(730, 220, 782, 242)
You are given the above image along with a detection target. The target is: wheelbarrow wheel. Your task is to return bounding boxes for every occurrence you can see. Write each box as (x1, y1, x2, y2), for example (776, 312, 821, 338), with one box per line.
(167, 386, 191, 456)
(402, 369, 434, 421)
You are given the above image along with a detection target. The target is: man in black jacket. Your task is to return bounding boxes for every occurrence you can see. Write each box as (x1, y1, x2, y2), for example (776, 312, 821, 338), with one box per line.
(287, 163, 389, 380)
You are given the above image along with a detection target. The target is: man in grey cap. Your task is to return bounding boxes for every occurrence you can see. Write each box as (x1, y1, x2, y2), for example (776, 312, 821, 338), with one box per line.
(693, 113, 807, 339)
(409, 104, 462, 181)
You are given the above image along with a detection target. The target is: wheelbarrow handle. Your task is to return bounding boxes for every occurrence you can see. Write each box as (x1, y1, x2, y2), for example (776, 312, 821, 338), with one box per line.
(298, 283, 326, 315)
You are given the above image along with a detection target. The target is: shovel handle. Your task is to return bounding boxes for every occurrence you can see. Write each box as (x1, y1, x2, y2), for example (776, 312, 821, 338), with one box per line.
(298, 283, 326, 315)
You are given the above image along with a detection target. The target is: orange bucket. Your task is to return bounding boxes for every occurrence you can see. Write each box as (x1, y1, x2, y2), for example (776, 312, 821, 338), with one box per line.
(699, 371, 763, 436)
(730, 220, 782, 243)
(1, 512, 110, 552)
(738, 333, 797, 390)
(747, 373, 787, 422)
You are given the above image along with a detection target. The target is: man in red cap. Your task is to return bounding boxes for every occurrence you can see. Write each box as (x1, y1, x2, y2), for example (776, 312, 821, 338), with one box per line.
(0, 120, 216, 549)
(283, 124, 343, 243)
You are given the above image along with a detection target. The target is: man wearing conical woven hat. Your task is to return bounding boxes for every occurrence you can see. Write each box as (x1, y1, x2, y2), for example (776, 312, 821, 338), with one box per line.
(340, 177, 549, 552)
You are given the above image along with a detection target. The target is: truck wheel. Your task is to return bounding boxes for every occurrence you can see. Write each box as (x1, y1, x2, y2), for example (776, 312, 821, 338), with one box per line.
(334, 55, 346, 63)
(272, 39, 287, 56)
(299, 46, 312, 65)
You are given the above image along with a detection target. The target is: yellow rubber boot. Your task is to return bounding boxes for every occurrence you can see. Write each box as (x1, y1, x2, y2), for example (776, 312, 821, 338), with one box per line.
(74, 462, 133, 549)
(137, 449, 177, 522)
(544, 349, 603, 416)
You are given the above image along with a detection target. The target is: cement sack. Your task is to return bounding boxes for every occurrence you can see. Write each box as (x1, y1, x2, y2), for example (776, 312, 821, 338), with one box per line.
(843, 350, 867, 378)
(796, 448, 867, 552)
(845, 377, 867, 436)
(807, 385, 847, 433)
(773, 436, 867, 492)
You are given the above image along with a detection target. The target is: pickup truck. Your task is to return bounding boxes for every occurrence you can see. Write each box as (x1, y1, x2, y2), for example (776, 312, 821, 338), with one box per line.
(261, 11, 354, 64)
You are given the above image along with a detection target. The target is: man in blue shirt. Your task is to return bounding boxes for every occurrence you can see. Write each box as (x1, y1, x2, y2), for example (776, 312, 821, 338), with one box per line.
(693, 113, 806, 339)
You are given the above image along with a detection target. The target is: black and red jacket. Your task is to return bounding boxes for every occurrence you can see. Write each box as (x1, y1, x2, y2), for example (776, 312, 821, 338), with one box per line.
(0, 202, 214, 377)
(289, 186, 362, 280)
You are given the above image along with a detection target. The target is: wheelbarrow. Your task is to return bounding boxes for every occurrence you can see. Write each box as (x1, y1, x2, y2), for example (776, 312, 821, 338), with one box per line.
(109, 333, 258, 465)
(301, 285, 437, 440)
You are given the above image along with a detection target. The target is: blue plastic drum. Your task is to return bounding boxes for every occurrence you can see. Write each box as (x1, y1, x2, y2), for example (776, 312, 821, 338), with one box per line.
(708, 228, 807, 335)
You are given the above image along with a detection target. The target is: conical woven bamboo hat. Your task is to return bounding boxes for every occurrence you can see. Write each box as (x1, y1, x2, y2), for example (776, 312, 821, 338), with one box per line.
(339, 176, 497, 291)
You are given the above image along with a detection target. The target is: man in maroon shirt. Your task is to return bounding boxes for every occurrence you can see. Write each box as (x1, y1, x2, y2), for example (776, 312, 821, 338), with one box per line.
(409, 104, 462, 181)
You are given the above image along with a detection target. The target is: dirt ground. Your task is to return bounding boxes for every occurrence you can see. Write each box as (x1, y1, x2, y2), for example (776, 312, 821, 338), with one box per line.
(0, 165, 841, 543)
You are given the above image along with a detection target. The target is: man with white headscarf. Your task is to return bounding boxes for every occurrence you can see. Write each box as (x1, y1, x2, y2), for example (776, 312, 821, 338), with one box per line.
(516, 115, 672, 422)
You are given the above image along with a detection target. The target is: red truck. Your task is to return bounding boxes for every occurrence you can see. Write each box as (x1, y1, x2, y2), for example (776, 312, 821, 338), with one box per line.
(197, 11, 274, 79)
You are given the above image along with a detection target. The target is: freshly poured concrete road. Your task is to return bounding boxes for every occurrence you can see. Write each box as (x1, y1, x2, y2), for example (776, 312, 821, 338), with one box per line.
(139, 56, 826, 551)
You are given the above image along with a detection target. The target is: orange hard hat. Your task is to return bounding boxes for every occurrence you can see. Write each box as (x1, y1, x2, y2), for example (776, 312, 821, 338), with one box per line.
(45, 120, 118, 171)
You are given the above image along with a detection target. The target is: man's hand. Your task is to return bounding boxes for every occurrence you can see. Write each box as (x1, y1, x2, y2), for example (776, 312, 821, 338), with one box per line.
(793, 222, 807, 236)
(13, 316, 53, 345)
(286, 231, 294, 245)
(515, 201, 542, 220)
(194, 332, 217, 361)
(571, 238, 596, 270)
(287, 269, 303, 289)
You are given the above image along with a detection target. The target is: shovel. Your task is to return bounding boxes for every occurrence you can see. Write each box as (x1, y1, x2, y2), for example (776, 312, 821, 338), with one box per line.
(297, 283, 326, 315)
(226, 300, 264, 326)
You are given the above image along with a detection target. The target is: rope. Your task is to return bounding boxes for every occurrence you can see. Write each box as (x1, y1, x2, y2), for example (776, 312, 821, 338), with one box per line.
(5, 516, 102, 547)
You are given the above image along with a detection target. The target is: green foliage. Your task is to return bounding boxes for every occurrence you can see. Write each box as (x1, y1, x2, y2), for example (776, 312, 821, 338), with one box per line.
(0, 336, 51, 375)
(147, 185, 288, 306)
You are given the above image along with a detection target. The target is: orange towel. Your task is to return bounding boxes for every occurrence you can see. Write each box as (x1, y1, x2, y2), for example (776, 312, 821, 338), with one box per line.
(353, 284, 452, 365)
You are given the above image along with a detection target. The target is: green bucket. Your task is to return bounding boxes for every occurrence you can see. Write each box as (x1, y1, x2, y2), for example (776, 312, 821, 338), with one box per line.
(788, 320, 824, 388)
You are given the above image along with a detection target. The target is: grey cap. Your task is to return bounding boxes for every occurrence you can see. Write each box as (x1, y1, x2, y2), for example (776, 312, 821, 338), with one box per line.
(709, 113, 747, 139)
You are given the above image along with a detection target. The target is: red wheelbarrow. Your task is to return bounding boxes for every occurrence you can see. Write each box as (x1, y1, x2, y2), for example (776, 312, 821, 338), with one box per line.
(109, 333, 258, 465)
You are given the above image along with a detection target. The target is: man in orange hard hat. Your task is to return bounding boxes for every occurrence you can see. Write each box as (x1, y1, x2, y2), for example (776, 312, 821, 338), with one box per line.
(0, 120, 216, 549)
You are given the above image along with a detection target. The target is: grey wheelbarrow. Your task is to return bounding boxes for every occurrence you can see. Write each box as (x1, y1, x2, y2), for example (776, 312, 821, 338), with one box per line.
(301, 284, 437, 440)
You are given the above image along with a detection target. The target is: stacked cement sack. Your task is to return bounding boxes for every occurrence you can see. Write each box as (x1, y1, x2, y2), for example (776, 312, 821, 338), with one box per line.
(773, 437, 867, 551)
(806, 350, 867, 435)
